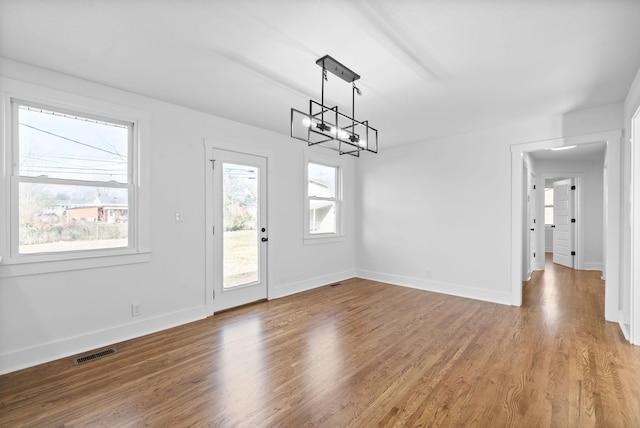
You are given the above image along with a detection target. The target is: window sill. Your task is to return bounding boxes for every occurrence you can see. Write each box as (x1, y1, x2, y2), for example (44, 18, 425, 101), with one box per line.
(0, 251, 151, 278)
(303, 234, 345, 245)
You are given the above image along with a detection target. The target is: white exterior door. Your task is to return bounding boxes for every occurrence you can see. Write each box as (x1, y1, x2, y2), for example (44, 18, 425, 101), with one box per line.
(553, 178, 574, 268)
(212, 149, 268, 312)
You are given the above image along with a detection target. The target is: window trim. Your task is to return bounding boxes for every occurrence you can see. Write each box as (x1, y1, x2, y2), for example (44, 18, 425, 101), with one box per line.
(303, 151, 345, 244)
(0, 83, 151, 277)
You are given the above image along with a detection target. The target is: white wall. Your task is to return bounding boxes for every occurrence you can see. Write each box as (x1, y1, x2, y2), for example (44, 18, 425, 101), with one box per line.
(356, 104, 622, 306)
(532, 158, 605, 271)
(0, 59, 356, 374)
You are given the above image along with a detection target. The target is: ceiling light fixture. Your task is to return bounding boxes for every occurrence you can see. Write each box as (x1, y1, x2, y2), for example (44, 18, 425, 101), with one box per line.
(550, 145, 578, 151)
(291, 55, 378, 157)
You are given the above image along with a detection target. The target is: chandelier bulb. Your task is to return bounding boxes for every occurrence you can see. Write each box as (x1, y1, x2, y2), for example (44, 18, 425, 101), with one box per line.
(302, 117, 313, 128)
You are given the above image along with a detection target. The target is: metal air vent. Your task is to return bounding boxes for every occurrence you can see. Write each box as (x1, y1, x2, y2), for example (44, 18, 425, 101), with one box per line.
(73, 347, 117, 365)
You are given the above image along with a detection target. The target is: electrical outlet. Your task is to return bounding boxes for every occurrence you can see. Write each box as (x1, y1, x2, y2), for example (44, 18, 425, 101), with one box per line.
(175, 210, 184, 222)
(131, 303, 143, 317)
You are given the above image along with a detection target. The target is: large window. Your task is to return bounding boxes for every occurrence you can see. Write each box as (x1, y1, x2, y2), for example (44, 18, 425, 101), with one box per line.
(306, 160, 341, 237)
(8, 99, 137, 260)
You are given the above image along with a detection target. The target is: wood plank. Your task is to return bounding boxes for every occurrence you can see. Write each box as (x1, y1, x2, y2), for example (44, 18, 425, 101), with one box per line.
(2, 257, 640, 426)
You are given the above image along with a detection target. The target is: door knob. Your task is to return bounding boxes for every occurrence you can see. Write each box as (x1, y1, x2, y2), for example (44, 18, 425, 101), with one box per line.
(261, 237, 268, 242)
(530, 228, 535, 231)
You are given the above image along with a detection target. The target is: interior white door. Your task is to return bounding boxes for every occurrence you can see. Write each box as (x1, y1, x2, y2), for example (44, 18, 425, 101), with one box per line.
(212, 149, 268, 312)
(528, 173, 537, 273)
(553, 178, 574, 268)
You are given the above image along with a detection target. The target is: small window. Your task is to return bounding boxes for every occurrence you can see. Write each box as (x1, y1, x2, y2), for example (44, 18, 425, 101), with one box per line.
(544, 187, 554, 225)
(12, 101, 133, 256)
(306, 160, 341, 237)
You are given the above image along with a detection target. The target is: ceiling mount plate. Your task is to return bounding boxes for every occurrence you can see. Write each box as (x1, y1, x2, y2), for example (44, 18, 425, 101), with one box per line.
(316, 55, 360, 83)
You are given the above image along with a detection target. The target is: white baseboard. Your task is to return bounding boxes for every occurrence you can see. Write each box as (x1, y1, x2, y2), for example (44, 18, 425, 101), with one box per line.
(0, 305, 207, 375)
(619, 310, 631, 342)
(355, 270, 512, 306)
(584, 262, 604, 271)
(270, 269, 356, 300)
(1, 271, 357, 375)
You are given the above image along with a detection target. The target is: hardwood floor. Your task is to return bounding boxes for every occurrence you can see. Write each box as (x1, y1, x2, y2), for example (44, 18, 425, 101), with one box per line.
(2, 256, 640, 427)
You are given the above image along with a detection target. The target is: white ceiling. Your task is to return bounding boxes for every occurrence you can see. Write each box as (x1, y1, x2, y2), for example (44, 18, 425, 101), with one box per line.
(529, 141, 606, 162)
(1, 0, 639, 148)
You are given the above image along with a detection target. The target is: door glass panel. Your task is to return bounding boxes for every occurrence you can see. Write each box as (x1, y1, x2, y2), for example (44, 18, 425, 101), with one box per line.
(222, 163, 259, 288)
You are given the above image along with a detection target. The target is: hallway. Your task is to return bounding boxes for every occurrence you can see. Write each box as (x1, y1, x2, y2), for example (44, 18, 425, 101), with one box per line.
(525, 253, 606, 327)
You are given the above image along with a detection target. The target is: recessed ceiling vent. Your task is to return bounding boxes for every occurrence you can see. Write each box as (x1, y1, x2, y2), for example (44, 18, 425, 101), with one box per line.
(73, 347, 117, 365)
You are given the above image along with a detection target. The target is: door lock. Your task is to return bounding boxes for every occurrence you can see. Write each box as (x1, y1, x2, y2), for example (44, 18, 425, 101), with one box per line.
(261, 237, 268, 242)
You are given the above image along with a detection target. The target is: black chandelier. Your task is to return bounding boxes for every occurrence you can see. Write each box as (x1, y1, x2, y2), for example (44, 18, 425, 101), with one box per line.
(290, 55, 378, 157)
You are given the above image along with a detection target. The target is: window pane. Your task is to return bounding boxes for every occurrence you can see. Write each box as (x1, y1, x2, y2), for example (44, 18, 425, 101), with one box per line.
(222, 163, 258, 288)
(309, 200, 336, 234)
(19, 182, 128, 254)
(544, 188, 554, 205)
(18, 105, 129, 183)
(308, 163, 336, 198)
(545, 207, 554, 225)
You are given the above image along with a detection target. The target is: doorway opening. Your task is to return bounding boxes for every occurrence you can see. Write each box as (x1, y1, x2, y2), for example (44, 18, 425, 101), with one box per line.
(524, 149, 602, 281)
(527, 142, 606, 274)
(510, 130, 621, 323)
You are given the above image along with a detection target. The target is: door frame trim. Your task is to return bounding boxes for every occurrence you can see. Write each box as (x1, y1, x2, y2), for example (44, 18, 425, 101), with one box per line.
(203, 139, 273, 316)
(631, 106, 640, 345)
(510, 130, 621, 323)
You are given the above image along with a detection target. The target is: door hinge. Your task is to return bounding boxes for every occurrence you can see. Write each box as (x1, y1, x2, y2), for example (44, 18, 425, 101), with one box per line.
(571, 251, 576, 256)
(533, 219, 536, 224)
(210, 159, 215, 170)
(571, 185, 576, 190)
(571, 219, 576, 223)
(533, 252, 536, 258)
(213, 226, 215, 234)
(533, 185, 536, 190)
(213, 290, 215, 299)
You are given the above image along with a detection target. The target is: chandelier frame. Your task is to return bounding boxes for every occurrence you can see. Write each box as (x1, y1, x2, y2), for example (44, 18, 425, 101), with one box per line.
(290, 55, 378, 157)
